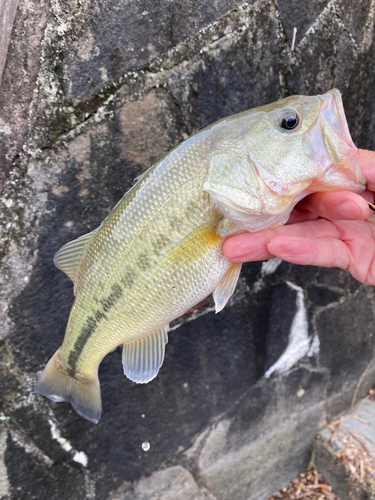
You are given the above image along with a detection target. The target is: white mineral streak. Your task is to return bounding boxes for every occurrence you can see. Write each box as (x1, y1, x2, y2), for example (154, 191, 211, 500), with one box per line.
(299, 0, 337, 45)
(253, 258, 283, 292)
(48, 419, 88, 466)
(261, 258, 282, 275)
(265, 281, 312, 378)
(0, 427, 10, 498)
(8, 426, 53, 466)
(307, 334, 320, 357)
(73, 451, 89, 467)
(298, 0, 357, 51)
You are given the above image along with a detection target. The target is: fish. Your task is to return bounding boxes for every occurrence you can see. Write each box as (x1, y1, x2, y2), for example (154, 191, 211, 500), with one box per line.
(35, 89, 366, 423)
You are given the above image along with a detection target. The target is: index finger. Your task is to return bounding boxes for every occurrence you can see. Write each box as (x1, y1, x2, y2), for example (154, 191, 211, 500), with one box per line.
(223, 218, 340, 262)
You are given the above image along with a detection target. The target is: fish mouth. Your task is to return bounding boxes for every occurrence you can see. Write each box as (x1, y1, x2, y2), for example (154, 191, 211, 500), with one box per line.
(310, 89, 366, 192)
(320, 89, 356, 151)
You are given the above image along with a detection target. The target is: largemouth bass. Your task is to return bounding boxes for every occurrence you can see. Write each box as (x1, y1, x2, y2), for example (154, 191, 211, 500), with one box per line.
(35, 89, 366, 423)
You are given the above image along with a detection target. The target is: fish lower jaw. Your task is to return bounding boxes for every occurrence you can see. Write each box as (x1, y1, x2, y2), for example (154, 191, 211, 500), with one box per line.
(309, 162, 366, 193)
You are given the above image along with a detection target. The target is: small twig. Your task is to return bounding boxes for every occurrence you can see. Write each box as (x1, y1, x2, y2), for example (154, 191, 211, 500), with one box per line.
(291, 27, 297, 51)
(296, 493, 314, 499)
(368, 202, 375, 212)
(306, 484, 331, 490)
(348, 429, 374, 447)
(351, 414, 370, 425)
(348, 462, 357, 475)
(360, 458, 365, 479)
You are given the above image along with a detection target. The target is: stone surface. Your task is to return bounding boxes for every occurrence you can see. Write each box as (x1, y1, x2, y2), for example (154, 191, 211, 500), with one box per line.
(0, 0, 19, 86)
(109, 466, 215, 500)
(316, 288, 375, 418)
(0, 427, 10, 499)
(0, 0, 49, 189)
(64, 0, 242, 103)
(316, 398, 375, 500)
(1, 1, 375, 499)
(195, 366, 327, 500)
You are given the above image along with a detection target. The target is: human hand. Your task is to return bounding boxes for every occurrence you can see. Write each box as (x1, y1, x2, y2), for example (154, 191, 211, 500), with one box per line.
(223, 149, 375, 285)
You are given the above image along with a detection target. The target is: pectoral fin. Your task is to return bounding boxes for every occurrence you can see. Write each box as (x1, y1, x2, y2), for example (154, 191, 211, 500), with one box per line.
(213, 262, 242, 313)
(54, 229, 97, 282)
(122, 326, 169, 384)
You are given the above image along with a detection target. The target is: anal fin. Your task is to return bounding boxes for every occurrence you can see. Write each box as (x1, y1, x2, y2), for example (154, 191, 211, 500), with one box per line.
(122, 326, 169, 384)
(213, 262, 242, 313)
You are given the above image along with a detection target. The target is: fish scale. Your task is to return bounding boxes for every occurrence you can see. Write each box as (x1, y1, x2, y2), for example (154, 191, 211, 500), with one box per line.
(60, 139, 218, 369)
(35, 89, 366, 423)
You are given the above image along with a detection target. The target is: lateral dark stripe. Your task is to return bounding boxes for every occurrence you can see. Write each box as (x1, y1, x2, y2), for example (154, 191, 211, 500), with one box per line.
(100, 283, 123, 312)
(67, 283, 123, 375)
(68, 309, 106, 375)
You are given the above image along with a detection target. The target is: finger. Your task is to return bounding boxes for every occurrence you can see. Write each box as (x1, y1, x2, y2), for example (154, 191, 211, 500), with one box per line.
(331, 220, 375, 283)
(223, 219, 340, 262)
(359, 149, 375, 191)
(287, 208, 319, 225)
(223, 231, 275, 262)
(358, 189, 375, 222)
(297, 191, 369, 220)
(266, 235, 350, 269)
(360, 189, 375, 204)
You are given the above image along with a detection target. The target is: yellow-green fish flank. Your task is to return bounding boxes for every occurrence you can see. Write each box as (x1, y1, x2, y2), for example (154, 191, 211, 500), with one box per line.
(35, 89, 366, 423)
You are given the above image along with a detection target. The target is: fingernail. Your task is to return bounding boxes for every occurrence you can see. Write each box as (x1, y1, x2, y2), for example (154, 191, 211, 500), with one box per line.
(338, 200, 361, 219)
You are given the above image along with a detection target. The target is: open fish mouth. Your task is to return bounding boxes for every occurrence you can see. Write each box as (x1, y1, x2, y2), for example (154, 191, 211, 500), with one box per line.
(310, 89, 366, 191)
(204, 88, 366, 233)
(320, 89, 356, 153)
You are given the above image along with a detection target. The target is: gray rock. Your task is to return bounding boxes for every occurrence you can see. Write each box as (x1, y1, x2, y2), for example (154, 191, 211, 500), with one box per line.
(110, 466, 215, 500)
(316, 399, 375, 500)
(64, 0, 242, 103)
(0, 0, 19, 87)
(0, 0, 50, 190)
(1, 1, 375, 499)
(0, 427, 10, 499)
(167, 0, 284, 134)
(195, 366, 327, 500)
(316, 288, 375, 418)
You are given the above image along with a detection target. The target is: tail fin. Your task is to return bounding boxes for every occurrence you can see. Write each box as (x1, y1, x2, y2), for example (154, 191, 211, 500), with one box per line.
(35, 351, 102, 424)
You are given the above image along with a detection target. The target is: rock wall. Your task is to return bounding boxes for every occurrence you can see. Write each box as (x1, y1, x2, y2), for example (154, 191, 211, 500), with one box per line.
(1, 1, 375, 499)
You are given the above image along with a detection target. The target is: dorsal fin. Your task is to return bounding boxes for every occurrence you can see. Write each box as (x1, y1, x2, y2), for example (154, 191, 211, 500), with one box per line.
(133, 169, 148, 182)
(53, 229, 97, 282)
(122, 326, 169, 384)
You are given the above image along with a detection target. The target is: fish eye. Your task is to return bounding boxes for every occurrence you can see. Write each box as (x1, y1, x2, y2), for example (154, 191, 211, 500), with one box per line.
(278, 109, 300, 130)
